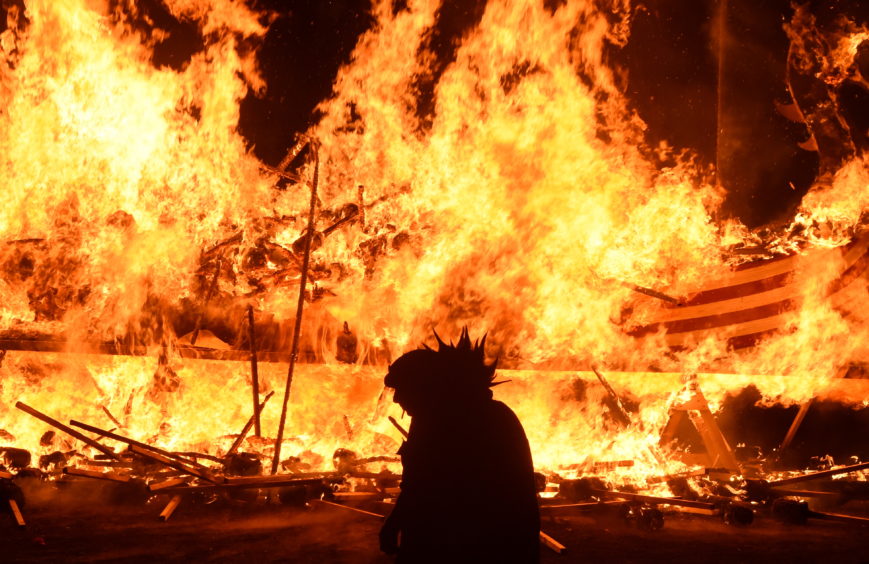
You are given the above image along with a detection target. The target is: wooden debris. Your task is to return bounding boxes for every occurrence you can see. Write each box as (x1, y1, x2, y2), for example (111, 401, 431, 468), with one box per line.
(539, 531, 566, 554)
(313, 498, 385, 519)
(332, 491, 382, 501)
(68, 420, 211, 471)
(808, 510, 869, 526)
(0, 470, 12, 480)
(0, 337, 294, 362)
(591, 368, 632, 428)
(64, 467, 131, 483)
(769, 460, 869, 488)
(660, 383, 741, 473)
(272, 143, 320, 474)
(155, 476, 339, 495)
(387, 416, 408, 439)
(646, 469, 707, 484)
(8, 499, 25, 527)
(248, 305, 262, 437)
(148, 477, 189, 492)
(591, 489, 716, 511)
(780, 400, 813, 452)
(159, 495, 182, 521)
(226, 391, 275, 458)
(128, 445, 224, 484)
(100, 405, 123, 429)
(15, 402, 119, 460)
(83, 459, 131, 468)
(623, 282, 682, 305)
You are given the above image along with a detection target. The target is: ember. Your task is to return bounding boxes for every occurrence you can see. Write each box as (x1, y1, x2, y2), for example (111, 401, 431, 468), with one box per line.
(1, 0, 869, 561)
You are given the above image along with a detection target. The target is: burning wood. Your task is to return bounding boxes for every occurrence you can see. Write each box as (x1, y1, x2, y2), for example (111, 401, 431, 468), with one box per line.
(591, 489, 717, 512)
(387, 416, 408, 439)
(127, 445, 224, 484)
(768, 460, 869, 488)
(148, 477, 189, 492)
(226, 391, 275, 458)
(15, 402, 119, 460)
(68, 420, 211, 472)
(63, 467, 132, 483)
(8, 499, 25, 527)
(159, 495, 183, 522)
(248, 305, 262, 437)
(154, 475, 341, 495)
(538, 531, 566, 554)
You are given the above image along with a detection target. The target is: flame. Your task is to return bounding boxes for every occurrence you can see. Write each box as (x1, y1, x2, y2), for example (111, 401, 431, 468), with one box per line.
(0, 0, 867, 486)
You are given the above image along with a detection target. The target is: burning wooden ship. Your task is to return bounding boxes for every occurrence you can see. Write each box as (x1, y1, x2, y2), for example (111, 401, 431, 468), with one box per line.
(1, 0, 868, 560)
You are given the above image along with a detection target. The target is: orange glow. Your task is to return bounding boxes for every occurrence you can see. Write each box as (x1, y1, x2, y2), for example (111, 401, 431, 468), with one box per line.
(0, 0, 867, 488)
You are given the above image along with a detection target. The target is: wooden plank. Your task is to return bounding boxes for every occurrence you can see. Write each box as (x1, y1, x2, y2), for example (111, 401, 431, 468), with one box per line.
(156, 476, 339, 494)
(768, 460, 869, 487)
(128, 445, 224, 484)
(9, 499, 25, 527)
(387, 416, 408, 439)
(148, 477, 189, 492)
(159, 495, 182, 521)
(63, 467, 131, 483)
(69, 420, 210, 471)
(592, 489, 716, 510)
(15, 402, 119, 460)
(313, 498, 386, 519)
(0, 340, 293, 363)
(539, 531, 566, 554)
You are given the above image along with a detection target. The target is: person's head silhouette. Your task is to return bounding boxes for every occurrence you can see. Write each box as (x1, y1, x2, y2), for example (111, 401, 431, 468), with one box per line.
(384, 328, 497, 417)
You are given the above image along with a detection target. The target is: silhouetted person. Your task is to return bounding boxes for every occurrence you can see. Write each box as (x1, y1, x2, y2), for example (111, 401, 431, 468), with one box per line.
(380, 329, 540, 563)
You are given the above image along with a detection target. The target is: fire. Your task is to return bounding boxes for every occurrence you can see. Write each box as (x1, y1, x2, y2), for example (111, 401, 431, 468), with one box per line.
(0, 0, 867, 486)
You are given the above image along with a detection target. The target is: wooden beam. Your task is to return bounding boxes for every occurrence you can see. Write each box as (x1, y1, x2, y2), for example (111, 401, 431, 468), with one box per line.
(768, 460, 869, 487)
(128, 445, 224, 484)
(159, 495, 182, 521)
(15, 402, 119, 460)
(155, 476, 338, 495)
(63, 467, 131, 483)
(248, 306, 262, 437)
(272, 143, 320, 474)
(539, 531, 566, 554)
(313, 498, 386, 519)
(8, 499, 25, 527)
(226, 391, 274, 458)
(69, 420, 210, 471)
(592, 489, 716, 511)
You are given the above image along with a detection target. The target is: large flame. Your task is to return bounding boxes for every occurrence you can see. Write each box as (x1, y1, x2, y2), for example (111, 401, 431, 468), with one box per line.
(1, 0, 867, 479)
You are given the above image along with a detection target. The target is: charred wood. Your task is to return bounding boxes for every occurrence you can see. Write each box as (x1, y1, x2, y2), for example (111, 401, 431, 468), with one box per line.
(15, 402, 118, 460)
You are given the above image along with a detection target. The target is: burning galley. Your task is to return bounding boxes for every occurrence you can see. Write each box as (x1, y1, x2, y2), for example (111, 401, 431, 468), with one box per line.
(1, 0, 869, 556)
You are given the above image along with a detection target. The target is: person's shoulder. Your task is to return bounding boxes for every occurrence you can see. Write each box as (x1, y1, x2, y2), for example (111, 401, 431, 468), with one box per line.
(486, 399, 522, 425)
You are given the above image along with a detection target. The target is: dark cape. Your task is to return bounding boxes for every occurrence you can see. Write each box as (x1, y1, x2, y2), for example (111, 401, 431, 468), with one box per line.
(392, 399, 540, 563)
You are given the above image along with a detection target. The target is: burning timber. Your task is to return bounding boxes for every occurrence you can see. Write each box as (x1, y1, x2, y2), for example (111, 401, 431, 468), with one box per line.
(4, 366, 869, 556)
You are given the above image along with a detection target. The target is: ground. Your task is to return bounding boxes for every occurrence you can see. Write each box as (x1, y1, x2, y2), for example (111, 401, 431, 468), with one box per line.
(4, 481, 869, 563)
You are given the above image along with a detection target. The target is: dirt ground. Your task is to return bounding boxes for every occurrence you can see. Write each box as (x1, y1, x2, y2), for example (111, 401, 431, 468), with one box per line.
(4, 482, 869, 564)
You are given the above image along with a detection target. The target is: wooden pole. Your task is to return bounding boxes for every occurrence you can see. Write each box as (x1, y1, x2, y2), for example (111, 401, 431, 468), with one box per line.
(539, 531, 566, 554)
(271, 143, 320, 474)
(226, 391, 274, 458)
(248, 305, 261, 437)
(8, 499, 25, 527)
(779, 399, 813, 452)
(159, 495, 182, 521)
(68, 419, 210, 470)
(388, 416, 409, 439)
(15, 402, 119, 460)
(591, 368, 632, 427)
